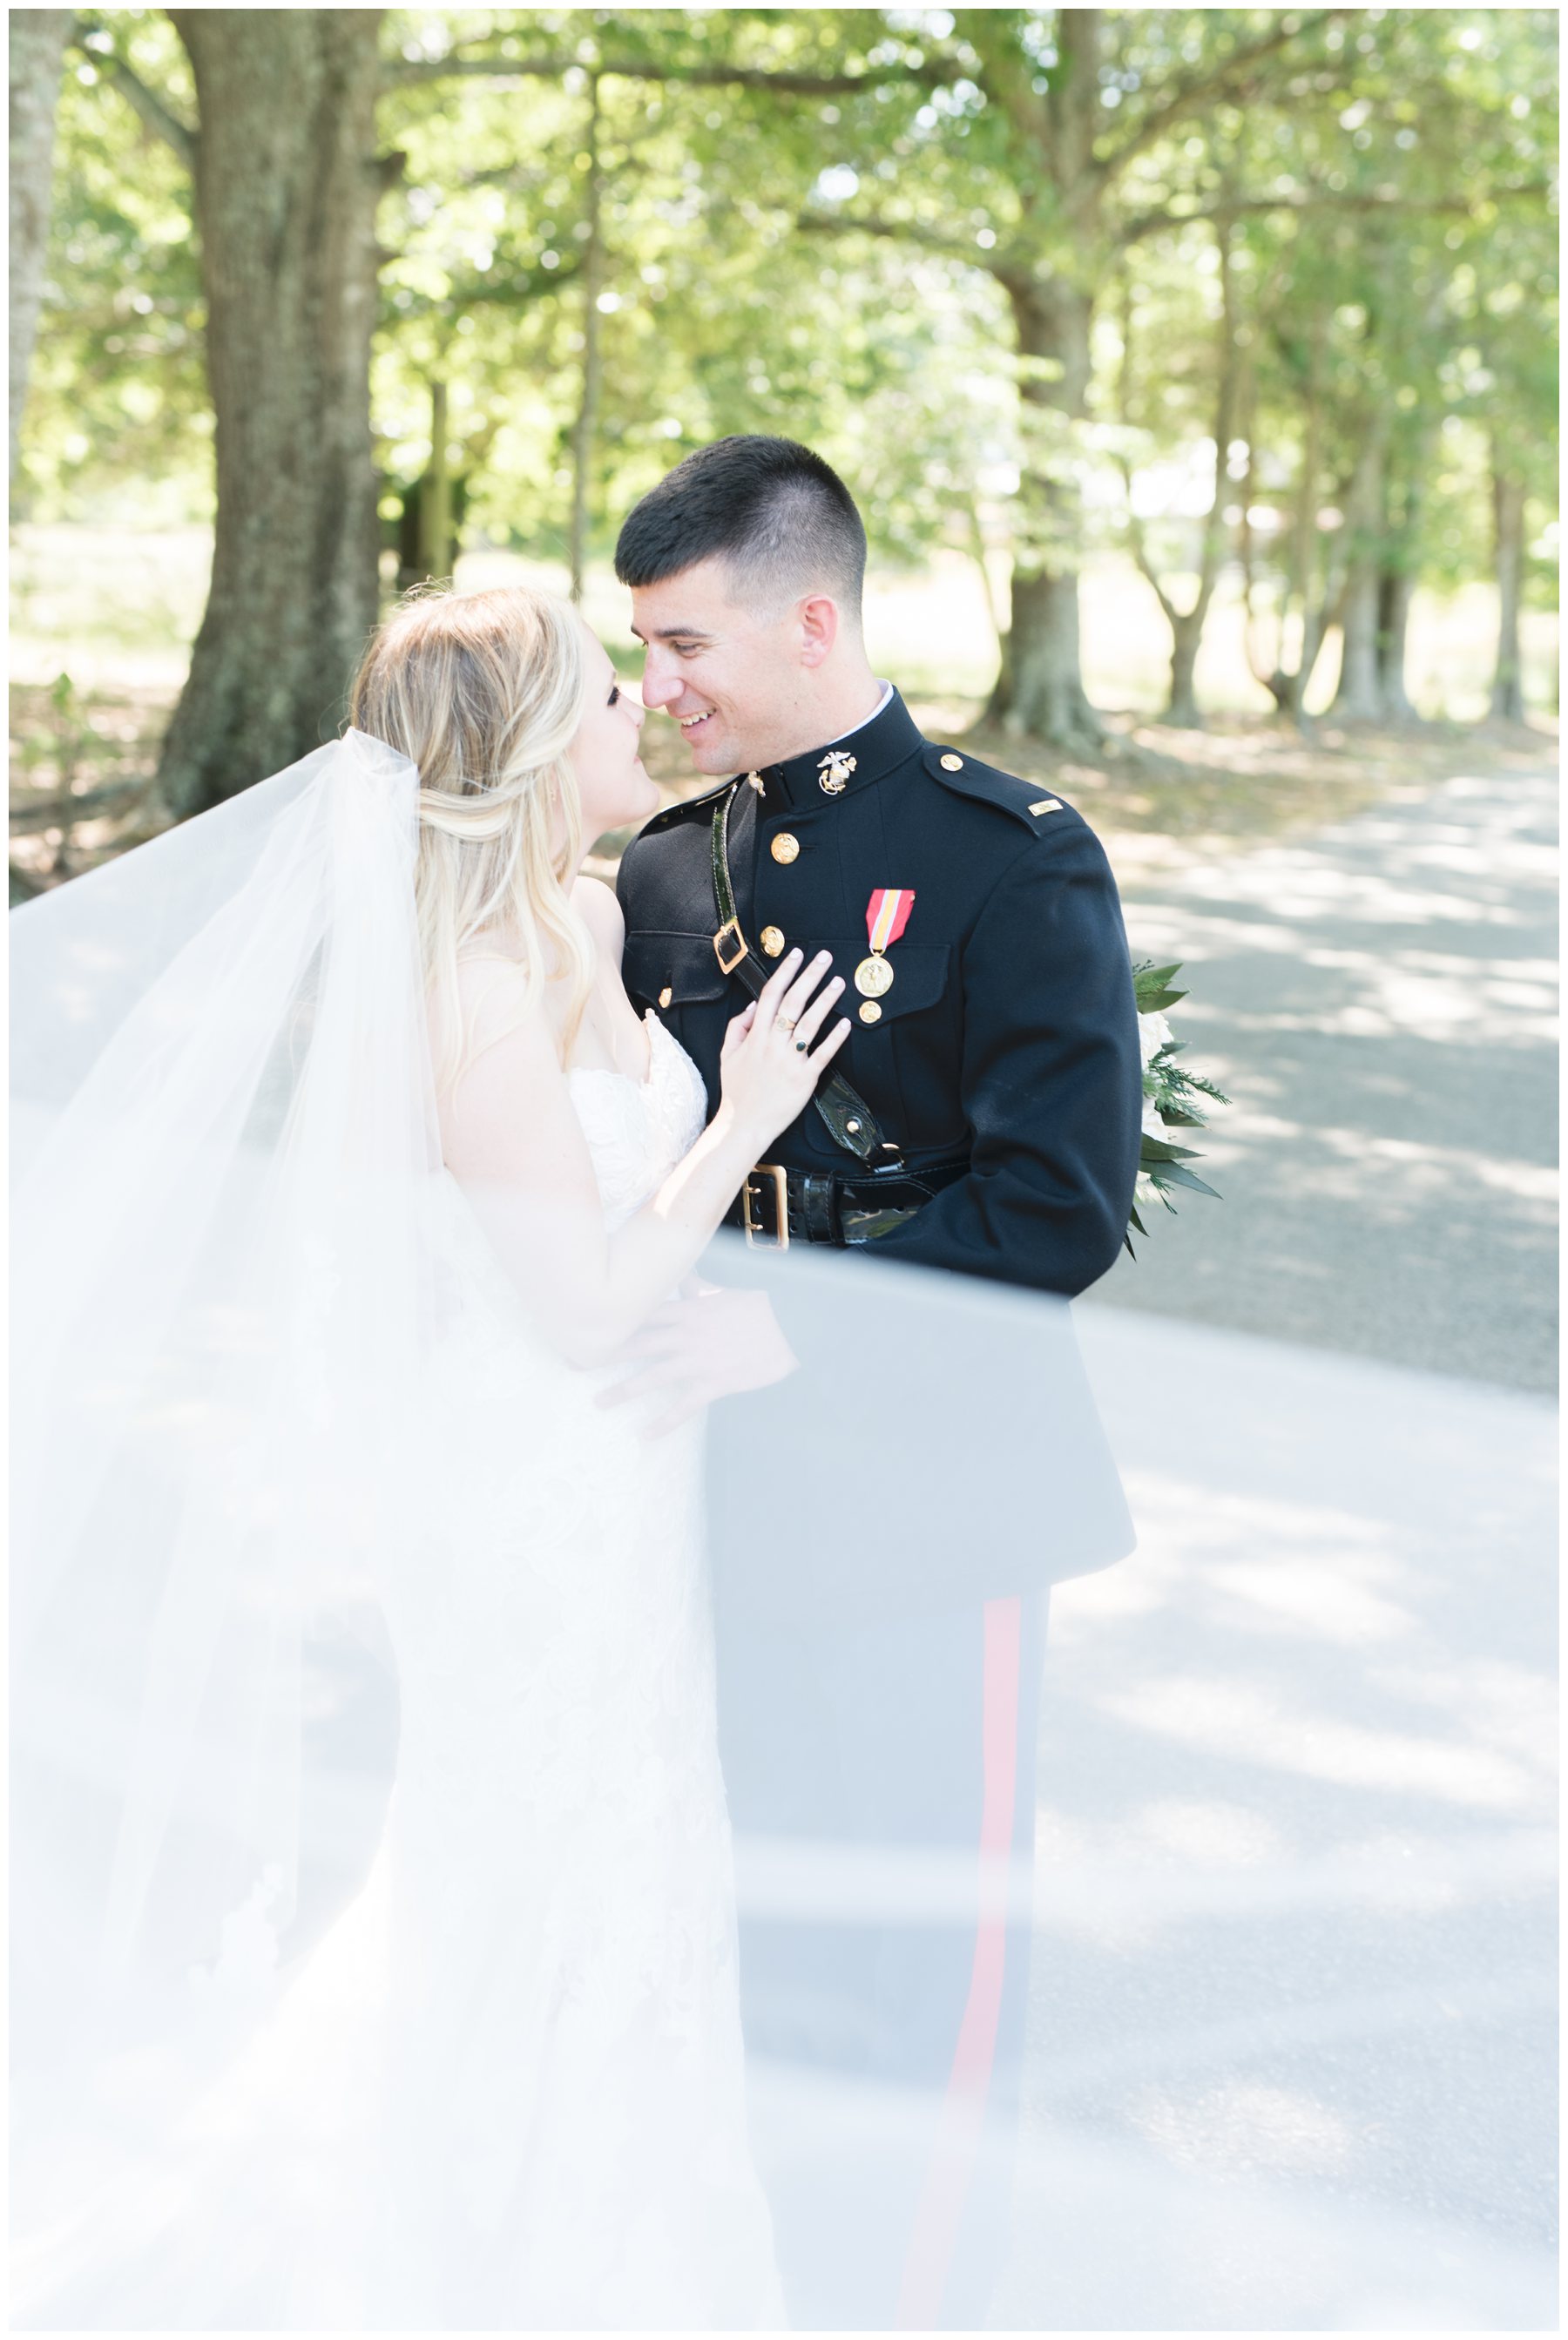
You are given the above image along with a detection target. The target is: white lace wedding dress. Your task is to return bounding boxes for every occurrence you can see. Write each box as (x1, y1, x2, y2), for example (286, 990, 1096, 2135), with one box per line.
(19, 1011, 785, 2333)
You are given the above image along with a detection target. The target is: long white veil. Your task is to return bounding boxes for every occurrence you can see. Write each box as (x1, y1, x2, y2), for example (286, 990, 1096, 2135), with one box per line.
(10, 729, 1553, 2330)
(11, 730, 439, 2235)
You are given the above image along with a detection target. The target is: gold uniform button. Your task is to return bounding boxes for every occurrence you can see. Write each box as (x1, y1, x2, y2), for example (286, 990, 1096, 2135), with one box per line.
(770, 832, 800, 864)
(658, 985, 673, 1009)
(940, 753, 963, 771)
(760, 926, 786, 957)
(858, 1000, 882, 1025)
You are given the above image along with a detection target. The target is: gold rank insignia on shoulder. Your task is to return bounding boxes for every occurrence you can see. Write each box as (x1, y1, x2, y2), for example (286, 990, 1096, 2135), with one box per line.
(817, 751, 855, 796)
(1030, 797, 1062, 815)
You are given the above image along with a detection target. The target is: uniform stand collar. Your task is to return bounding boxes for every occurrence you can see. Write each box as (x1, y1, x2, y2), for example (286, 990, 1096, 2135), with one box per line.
(747, 689, 923, 812)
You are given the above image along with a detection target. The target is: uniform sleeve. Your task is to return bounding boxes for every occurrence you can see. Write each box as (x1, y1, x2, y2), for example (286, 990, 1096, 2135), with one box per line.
(872, 820, 1142, 1296)
(612, 835, 640, 939)
(613, 832, 659, 1012)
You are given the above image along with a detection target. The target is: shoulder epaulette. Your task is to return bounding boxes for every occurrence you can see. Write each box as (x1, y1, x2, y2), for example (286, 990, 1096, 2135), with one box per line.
(638, 776, 737, 836)
(920, 743, 1080, 836)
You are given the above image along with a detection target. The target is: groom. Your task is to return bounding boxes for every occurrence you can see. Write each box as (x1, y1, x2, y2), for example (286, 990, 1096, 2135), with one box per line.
(612, 436, 1141, 2324)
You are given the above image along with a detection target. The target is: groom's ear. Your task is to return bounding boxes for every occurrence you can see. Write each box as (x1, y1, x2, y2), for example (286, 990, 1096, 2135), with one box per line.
(796, 592, 841, 669)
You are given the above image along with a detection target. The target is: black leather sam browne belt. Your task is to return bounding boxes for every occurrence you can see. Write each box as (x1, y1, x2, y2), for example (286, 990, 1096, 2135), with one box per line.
(709, 779, 969, 1248)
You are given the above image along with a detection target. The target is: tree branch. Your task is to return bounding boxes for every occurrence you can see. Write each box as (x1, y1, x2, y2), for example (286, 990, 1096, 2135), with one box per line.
(71, 23, 198, 169)
(951, 10, 1050, 154)
(382, 49, 943, 98)
(381, 255, 583, 328)
(1118, 186, 1482, 246)
(797, 207, 1002, 270)
(1118, 467, 1181, 634)
(1098, 10, 1343, 178)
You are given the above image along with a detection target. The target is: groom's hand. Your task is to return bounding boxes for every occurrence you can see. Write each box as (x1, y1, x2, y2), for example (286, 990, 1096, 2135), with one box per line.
(597, 1284, 799, 1437)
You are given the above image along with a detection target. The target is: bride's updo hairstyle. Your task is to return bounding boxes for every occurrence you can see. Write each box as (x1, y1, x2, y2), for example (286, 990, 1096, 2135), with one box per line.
(349, 584, 596, 1092)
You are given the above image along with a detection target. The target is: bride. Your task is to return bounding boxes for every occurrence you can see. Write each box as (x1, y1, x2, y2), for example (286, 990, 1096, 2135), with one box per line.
(10, 584, 849, 2329)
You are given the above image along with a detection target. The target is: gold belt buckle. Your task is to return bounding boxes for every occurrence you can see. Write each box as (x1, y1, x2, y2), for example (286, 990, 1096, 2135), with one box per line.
(741, 1162, 789, 1249)
(713, 918, 747, 976)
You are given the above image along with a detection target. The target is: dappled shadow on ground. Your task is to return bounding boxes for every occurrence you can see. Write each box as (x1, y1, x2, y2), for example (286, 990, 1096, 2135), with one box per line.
(1093, 765, 1558, 1394)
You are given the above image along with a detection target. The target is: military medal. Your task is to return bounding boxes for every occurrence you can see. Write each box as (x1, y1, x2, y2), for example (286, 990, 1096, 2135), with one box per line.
(818, 750, 856, 796)
(855, 887, 914, 998)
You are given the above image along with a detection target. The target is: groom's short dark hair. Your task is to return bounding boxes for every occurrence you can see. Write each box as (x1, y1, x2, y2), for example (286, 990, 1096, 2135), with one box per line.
(614, 436, 867, 617)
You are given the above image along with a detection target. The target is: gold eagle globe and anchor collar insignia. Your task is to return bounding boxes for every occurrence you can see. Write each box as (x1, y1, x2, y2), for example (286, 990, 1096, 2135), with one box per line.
(855, 887, 916, 1000)
(731, 690, 921, 812)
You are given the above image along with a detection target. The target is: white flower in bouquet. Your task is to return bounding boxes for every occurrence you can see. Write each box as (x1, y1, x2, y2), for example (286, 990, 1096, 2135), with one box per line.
(1127, 961, 1231, 1252)
(1138, 1010, 1173, 1066)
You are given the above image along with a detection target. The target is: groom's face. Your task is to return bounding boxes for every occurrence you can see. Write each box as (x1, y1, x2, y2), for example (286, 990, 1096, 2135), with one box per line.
(630, 558, 834, 776)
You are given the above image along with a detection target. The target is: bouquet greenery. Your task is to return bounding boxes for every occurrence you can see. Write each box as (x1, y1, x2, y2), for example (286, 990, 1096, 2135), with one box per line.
(1127, 960, 1231, 1251)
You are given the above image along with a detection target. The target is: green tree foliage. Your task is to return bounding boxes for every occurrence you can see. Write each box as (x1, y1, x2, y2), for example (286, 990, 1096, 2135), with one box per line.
(26, 12, 204, 519)
(17, 5, 1559, 752)
(371, 12, 1011, 593)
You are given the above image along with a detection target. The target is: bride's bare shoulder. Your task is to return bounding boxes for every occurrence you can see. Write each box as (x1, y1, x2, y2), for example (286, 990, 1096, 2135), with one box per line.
(436, 943, 549, 1061)
(571, 874, 624, 952)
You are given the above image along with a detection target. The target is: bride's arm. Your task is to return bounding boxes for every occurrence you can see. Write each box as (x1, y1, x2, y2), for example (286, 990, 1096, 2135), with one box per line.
(438, 950, 847, 1369)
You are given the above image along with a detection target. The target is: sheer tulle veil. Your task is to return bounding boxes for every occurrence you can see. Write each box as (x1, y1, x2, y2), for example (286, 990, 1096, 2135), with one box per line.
(11, 729, 443, 2230)
(14, 712, 1538, 2334)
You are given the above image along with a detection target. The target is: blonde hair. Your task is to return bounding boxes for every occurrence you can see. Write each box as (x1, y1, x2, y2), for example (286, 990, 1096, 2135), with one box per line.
(348, 585, 596, 1093)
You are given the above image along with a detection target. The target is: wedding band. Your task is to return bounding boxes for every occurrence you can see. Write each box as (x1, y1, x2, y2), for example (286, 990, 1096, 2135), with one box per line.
(779, 1017, 797, 1032)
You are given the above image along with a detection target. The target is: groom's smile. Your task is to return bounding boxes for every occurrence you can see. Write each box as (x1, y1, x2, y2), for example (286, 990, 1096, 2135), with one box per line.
(628, 556, 858, 780)
(629, 567, 759, 775)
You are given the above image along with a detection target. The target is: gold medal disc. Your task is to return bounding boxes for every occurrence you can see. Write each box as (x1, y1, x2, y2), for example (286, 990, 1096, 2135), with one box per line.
(854, 954, 895, 998)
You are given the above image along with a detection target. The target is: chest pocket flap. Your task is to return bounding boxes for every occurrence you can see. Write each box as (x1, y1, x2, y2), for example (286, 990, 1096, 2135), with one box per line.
(623, 930, 732, 1011)
(812, 939, 950, 1023)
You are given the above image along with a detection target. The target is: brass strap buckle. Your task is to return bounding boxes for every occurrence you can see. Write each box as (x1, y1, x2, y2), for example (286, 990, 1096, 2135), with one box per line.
(713, 917, 747, 976)
(741, 1162, 789, 1249)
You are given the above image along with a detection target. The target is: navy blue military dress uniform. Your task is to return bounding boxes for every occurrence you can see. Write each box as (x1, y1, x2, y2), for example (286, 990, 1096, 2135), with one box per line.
(616, 687, 1142, 2327)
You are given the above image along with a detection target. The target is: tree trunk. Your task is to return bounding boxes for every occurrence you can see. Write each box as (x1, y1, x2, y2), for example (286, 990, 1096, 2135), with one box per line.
(1256, 321, 1347, 731)
(1333, 567, 1382, 719)
(418, 377, 451, 582)
(1369, 425, 1426, 722)
(1166, 632, 1202, 730)
(568, 76, 605, 605)
(1333, 573, 1382, 719)
(990, 274, 1103, 747)
(159, 10, 385, 818)
(9, 10, 68, 491)
(1375, 565, 1417, 719)
(1490, 457, 1526, 723)
(1277, 346, 1327, 726)
(1331, 418, 1393, 720)
(1159, 219, 1240, 730)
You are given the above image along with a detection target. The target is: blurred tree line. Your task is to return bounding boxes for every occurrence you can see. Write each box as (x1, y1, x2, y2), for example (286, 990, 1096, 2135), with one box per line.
(10, 6, 1558, 815)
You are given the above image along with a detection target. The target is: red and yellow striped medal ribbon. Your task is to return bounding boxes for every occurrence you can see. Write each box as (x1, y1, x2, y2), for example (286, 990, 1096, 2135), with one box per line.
(855, 888, 915, 998)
